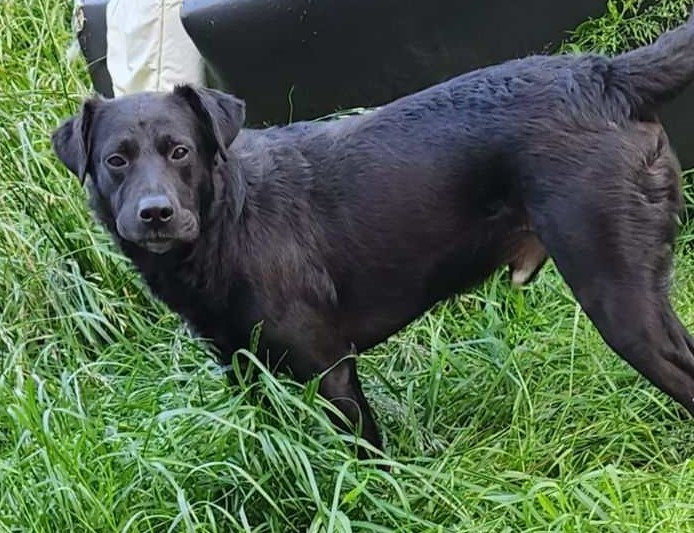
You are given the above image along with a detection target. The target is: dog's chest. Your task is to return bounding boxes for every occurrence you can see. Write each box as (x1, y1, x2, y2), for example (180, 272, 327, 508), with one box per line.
(135, 256, 256, 352)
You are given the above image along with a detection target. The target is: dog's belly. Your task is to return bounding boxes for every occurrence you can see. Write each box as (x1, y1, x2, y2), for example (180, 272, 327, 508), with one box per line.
(338, 227, 520, 352)
(339, 210, 546, 351)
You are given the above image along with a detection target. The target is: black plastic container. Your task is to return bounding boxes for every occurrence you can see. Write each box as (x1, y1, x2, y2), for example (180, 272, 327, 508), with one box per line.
(180, 0, 610, 125)
(75, 0, 114, 98)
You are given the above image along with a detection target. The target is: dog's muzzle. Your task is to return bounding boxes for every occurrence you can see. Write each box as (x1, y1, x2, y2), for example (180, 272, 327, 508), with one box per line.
(116, 195, 200, 254)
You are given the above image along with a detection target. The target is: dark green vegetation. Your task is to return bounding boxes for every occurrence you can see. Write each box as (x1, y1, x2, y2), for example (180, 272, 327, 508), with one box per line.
(1, 1, 693, 530)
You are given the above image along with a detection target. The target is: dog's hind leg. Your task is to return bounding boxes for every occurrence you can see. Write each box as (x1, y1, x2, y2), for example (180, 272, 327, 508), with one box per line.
(509, 232, 547, 286)
(520, 123, 694, 416)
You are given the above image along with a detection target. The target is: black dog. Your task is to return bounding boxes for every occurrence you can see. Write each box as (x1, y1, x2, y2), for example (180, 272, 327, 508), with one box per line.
(53, 11, 694, 453)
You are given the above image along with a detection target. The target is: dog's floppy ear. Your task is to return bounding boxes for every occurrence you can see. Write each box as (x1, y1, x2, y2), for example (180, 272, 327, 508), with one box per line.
(51, 98, 100, 185)
(173, 85, 246, 162)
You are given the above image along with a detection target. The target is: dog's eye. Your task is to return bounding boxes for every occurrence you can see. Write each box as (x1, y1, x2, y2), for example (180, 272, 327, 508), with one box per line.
(106, 154, 128, 169)
(170, 146, 189, 161)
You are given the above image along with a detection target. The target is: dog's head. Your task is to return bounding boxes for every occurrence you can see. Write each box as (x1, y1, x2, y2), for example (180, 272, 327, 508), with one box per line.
(51, 85, 246, 254)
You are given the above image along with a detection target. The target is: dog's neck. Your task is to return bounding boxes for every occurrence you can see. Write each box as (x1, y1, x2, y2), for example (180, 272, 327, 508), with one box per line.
(207, 149, 247, 226)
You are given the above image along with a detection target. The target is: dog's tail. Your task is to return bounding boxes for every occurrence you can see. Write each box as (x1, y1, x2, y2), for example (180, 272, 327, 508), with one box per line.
(610, 7, 694, 112)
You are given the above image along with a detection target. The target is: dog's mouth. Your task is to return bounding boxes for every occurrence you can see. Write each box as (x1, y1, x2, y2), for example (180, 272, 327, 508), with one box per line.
(133, 227, 198, 254)
(116, 209, 200, 254)
(139, 237, 176, 254)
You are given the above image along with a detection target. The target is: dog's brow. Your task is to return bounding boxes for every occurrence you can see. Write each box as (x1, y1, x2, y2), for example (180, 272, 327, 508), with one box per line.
(155, 133, 194, 150)
(104, 137, 138, 155)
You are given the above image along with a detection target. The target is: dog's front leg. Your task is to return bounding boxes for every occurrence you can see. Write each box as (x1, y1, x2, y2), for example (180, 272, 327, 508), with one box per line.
(283, 338, 382, 459)
(268, 302, 383, 458)
(313, 352, 382, 457)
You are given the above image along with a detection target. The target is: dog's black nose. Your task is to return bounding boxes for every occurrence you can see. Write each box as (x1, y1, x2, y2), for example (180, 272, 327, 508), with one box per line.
(138, 196, 174, 224)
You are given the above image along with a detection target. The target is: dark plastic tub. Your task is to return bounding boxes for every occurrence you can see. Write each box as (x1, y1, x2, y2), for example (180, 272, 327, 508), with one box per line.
(75, 0, 114, 98)
(180, 0, 609, 125)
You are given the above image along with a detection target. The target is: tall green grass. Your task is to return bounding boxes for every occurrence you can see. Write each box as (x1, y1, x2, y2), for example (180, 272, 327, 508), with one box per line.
(1, 0, 694, 531)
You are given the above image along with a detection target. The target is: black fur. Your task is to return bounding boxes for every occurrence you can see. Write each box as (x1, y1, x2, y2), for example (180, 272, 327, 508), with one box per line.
(52, 12, 694, 453)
